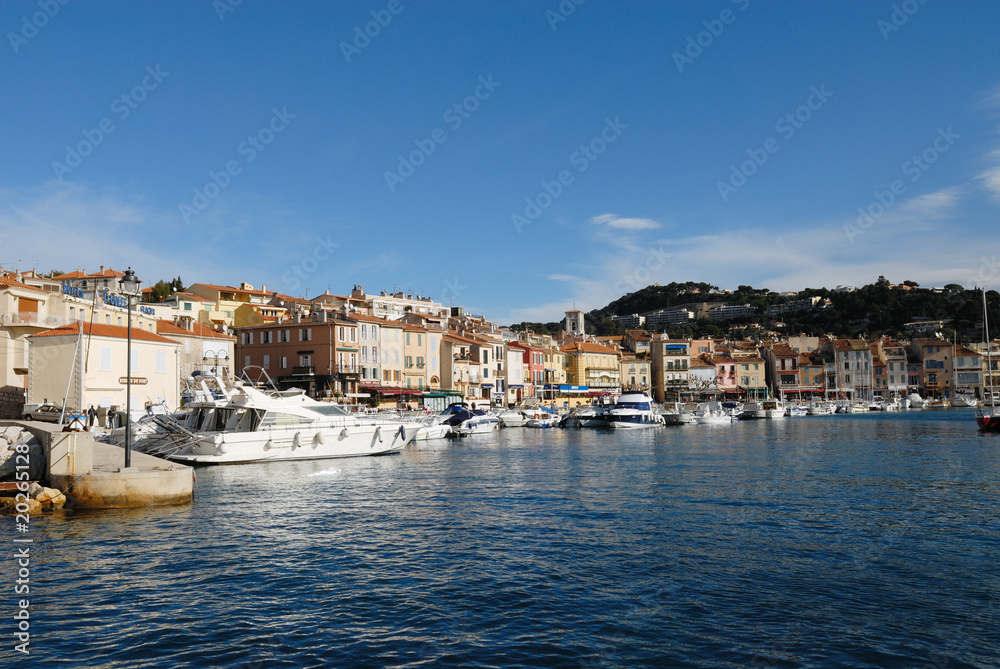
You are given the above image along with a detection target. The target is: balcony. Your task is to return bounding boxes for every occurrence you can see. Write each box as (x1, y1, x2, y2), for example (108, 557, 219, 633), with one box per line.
(0, 312, 66, 329)
(333, 364, 360, 375)
(292, 365, 315, 376)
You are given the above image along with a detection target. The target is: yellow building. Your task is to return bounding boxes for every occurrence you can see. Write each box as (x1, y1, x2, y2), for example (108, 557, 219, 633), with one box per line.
(560, 341, 621, 390)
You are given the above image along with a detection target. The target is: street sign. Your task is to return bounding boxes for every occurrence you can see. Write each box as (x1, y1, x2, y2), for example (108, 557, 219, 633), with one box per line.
(119, 376, 148, 385)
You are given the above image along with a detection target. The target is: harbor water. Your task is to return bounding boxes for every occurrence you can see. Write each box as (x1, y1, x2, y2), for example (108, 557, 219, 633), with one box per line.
(10, 410, 1000, 667)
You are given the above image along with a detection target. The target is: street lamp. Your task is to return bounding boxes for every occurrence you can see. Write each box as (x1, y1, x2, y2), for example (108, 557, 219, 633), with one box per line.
(119, 267, 141, 468)
(203, 349, 230, 379)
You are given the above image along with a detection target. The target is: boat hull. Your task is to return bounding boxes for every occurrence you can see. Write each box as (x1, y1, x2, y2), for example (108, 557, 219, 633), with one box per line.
(166, 421, 423, 465)
(976, 412, 1000, 432)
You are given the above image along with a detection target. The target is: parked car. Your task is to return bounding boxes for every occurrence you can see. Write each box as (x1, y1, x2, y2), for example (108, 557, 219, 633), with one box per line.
(23, 403, 86, 424)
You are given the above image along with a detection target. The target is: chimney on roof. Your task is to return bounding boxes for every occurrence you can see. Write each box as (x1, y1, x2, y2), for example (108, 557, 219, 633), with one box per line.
(261, 284, 266, 293)
(100, 265, 104, 273)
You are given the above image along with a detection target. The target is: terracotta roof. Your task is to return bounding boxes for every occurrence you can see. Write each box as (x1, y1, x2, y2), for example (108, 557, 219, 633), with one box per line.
(710, 355, 736, 365)
(0, 276, 47, 294)
(156, 320, 235, 340)
(955, 345, 981, 357)
(771, 344, 798, 357)
(560, 341, 620, 355)
(28, 321, 179, 344)
(190, 283, 300, 303)
(173, 291, 215, 303)
(689, 357, 714, 369)
(53, 268, 125, 280)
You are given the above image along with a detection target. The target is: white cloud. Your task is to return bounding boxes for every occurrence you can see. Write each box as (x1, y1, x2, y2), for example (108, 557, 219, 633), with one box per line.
(977, 149, 1000, 199)
(589, 213, 661, 230)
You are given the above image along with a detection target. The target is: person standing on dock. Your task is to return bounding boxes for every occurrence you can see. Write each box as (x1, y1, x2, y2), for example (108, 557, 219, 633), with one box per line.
(87, 405, 97, 428)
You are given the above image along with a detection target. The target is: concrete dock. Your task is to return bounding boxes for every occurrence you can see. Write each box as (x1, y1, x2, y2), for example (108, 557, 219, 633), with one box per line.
(3, 421, 192, 509)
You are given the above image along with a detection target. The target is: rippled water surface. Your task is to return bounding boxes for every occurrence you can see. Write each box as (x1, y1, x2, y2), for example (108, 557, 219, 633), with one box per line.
(8, 410, 1000, 667)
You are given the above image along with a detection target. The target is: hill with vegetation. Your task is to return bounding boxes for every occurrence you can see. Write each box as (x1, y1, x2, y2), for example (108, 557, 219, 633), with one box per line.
(508, 277, 1000, 343)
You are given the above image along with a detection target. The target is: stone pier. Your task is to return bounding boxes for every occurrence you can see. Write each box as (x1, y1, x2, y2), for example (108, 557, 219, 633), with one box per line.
(4, 421, 193, 509)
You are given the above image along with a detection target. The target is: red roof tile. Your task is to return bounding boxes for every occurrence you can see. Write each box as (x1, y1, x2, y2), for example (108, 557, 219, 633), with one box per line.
(28, 321, 179, 344)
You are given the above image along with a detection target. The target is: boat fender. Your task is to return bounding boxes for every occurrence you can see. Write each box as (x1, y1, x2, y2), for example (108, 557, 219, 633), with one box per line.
(264, 440, 273, 451)
(292, 432, 301, 449)
(314, 431, 325, 447)
(375, 425, 383, 443)
(218, 442, 229, 455)
(340, 428, 350, 439)
(398, 425, 406, 441)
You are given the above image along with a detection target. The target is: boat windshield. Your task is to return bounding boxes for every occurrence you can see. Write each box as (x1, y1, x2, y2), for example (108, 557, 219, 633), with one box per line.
(311, 405, 352, 417)
(260, 411, 316, 426)
(616, 402, 651, 411)
(223, 408, 264, 432)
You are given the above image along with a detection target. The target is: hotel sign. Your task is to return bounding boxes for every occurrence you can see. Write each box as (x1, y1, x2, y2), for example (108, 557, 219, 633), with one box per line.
(118, 376, 148, 385)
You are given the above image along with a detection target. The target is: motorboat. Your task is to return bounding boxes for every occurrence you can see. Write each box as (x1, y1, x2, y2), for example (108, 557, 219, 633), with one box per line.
(440, 404, 500, 436)
(926, 398, 950, 409)
(660, 402, 696, 425)
(607, 391, 664, 428)
(413, 414, 452, 440)
(693, 401, 732, 424)
(574, 404, 611, 427)
(788, 405, 808, 417)
(847, 401, 869, 413)
(807, 402, 836, 416)
(951, 394, 978, 408)
(496, 408, 529, 427)
(907, 393, 926, 409)
(739, 402, 766, 419)
(526, 413, 560, 428)
(762, 399, 786, 419)
(127, 381, 423, 464)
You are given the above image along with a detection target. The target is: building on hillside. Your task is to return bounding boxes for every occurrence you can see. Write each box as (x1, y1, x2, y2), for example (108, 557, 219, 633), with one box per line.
(27, 322, 181, 413)
(611, 313, 645, 329)
(644, 307, 695, 330)
(735, 356, 768, 399)
(350, 287, 449, 321)
(708, 304, 755, 320)
(186, 282, 303, 330)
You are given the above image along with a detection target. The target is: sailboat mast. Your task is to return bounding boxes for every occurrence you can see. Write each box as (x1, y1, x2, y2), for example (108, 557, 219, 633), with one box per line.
(985, 288, 995, 408)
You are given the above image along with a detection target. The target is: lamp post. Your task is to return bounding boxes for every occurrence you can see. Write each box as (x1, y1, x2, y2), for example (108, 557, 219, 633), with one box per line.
(119, 267, 141, 468)
(203, 349, 230, 379)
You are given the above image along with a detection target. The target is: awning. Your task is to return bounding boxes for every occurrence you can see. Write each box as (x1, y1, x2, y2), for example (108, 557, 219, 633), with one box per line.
(508, 385, 524, 389)
(378, 387, 423, 396)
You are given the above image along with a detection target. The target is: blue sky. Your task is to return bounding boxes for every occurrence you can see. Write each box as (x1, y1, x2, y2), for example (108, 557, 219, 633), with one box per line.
(2, 1, 999, 323)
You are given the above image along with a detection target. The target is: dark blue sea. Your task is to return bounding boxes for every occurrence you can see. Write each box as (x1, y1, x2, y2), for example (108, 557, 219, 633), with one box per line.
(7, 410, 1000, 668)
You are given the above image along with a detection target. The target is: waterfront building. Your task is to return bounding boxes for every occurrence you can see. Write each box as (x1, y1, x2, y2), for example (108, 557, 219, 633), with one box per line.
(797, 352, 827, 395)
(906, 338, 955, 399)
(562, 341, 621, 391)
(27, 322, 181, 412)
(509, 341, 544, 399)
(822, 339, 875, 400)
(710, 354, 740, 398)
(620, 355, 650, 391)
(347, 286, 449, 321)
(870, 338, 908, 399)
(0, 273, 57, 391)
(763, 343, 801, 398)
(687, 355, 717, 397)
(651, 339, 691, 402)
(234, 310, 359, 398)
(735, 355, 767, 399)
(954, 345, 983, 399)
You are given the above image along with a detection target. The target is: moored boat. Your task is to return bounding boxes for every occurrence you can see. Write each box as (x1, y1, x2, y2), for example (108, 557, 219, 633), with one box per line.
(608, 391, 664, 428)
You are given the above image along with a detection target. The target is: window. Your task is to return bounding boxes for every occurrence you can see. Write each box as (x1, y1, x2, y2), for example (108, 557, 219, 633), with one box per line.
(349, 328, 356, 343)
(405, 356, 413, 368)
(372, 325, 378, 339)
(105, 314, 111, 325)
(417, 333, 423, 346)
(70, 307, 75, 320)
(361, 346, 369, 363)
(299, 355, 312, 367)
(741, 364, 748, 371)
(405, 332, 410, 346)
(245, 355, 251, 368)
(373, 347, 379, 363)
(340, 327, 346, 342)
(299, 328, 312, 342)
(261, 331, 272, 344)
(248, 332, 254, 345)
(360, 324, 367, 339)
(100, 347, 112, 371)
(184, 303, 192, 311)
(156, 351, 166, 374)
(280, 356, 288, 369)
(383, 370, 390, 382)
(417, 356, 424, 368)
(844, 361, 850, 370)
(263, 354, 270, 369)
(117, 317, 123, 326)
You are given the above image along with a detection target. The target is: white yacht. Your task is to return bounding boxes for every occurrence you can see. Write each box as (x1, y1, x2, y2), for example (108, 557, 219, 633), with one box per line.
(693, 401, 733, 424)
(607, 391, 664, 428)
(907, 393, 926, 409)
(762, 398, 787, 419)
(806, 401, 836, 416)
(439, 404, 500, 436)
(133, 382, 423, 464)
